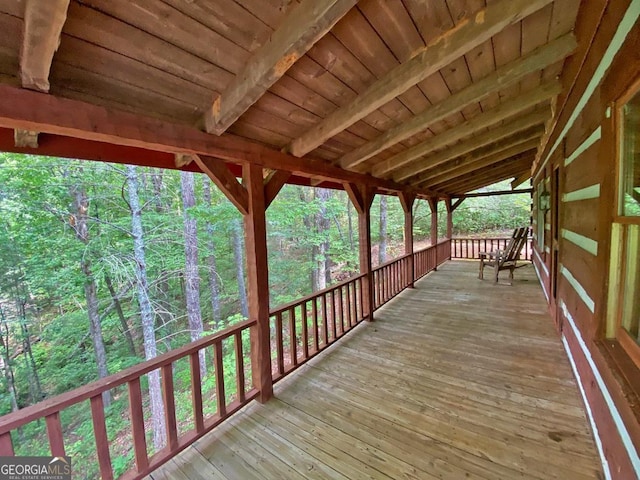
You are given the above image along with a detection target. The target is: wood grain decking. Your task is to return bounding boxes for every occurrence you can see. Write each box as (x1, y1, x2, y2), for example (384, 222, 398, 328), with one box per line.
(149, 261, 603, 480)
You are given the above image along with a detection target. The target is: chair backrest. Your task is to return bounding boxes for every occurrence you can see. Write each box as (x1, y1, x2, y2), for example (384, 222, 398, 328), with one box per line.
(499, 227, 529, 266)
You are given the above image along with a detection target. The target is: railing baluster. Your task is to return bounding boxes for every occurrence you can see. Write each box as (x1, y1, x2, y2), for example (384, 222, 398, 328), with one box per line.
(90, 395, 114, 480)
(322, 294, 329, 346)
(0, 432, 13, 456)
(276, 312, 284, 375)
(128, 378, 149, 472)
(234, 332, 246, 404)
(301, 302, 309, 360)
(189, 352, 204, 432)
(161, 364, 178, 451)
(289, 307, 297, 367)
(345, 282, 352, 329)
(214, 342, 226, 417)
(331, 290, 337, 340)
(337, 287, 344, 336)
(45, 412, 65, 457)
(312, 297, 319, 352)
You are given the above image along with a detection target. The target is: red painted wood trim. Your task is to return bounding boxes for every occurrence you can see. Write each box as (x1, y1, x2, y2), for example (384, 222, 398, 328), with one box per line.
(0, 432, 13, 456)
(128, 379, 149, 472)
(161, 364, 178, 451)
(45, 412, 65, 457)
(214, 342, 227, 418)
(189, 352, 204, 433)
(234, 332, 246, 405)
(90, 395, 114, 480)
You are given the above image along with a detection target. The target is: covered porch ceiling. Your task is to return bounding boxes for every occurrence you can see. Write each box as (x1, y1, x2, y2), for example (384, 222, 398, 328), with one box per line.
(0, 0, 580, 197)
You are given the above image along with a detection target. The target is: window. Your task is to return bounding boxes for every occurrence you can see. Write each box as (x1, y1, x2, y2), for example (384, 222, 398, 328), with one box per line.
(608, 81, 640, 363)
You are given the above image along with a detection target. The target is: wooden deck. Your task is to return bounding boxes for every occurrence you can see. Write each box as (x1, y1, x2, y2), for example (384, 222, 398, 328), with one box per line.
(149, 261, 603, 480)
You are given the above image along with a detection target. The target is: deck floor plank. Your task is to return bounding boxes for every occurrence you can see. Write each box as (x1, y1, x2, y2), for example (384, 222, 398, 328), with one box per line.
(151, 261, 603, 479)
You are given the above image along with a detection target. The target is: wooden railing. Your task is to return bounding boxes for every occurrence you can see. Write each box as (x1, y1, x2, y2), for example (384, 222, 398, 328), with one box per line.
(0, 239, 455, 479)
(269, 273, 366, 382)
(451, 237, 532, 260)
(0, 319, 256, 480)
(372, 254, 412, 308)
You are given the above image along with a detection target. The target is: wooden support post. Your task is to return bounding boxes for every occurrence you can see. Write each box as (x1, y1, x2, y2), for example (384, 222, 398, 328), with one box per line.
(197, 157, 289, 403)
(445, 198, 453, 260)
(345, 183, 375, 321)
(243, 164, 273, 403)
(399, 192, 416, 288)
(428, 197, 438, 269)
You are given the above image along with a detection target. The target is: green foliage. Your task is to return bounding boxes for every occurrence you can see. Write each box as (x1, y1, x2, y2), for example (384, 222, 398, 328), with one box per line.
(0, 152, 530, 476)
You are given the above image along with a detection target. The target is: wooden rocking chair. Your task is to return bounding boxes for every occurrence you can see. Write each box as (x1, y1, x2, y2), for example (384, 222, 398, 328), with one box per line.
(478, 227, 530, 284)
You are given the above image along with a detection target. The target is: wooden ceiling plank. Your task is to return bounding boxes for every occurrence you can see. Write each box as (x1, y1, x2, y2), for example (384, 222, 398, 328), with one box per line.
(204, 0, 358, 135)
(191, 154, 249, 215)
(416, 137, 541, 188)
(384, 81, 559, 181)
(0, 84, 426, 195)
(21, 0, 70, 92)
(288, 0, 554, 157)
(339, 33, 575, 169)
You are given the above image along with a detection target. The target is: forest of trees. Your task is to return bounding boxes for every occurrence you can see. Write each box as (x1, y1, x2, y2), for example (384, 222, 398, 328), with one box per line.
(0, 153, 530, 477)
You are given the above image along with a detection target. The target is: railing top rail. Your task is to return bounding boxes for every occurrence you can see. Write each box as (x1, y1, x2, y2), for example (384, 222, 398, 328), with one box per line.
(269, 272, 366, 316)
(0, 318, 256, 433)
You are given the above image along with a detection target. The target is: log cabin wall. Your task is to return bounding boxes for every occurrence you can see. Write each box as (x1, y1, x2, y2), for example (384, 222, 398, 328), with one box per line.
(532, 0, 640, 477)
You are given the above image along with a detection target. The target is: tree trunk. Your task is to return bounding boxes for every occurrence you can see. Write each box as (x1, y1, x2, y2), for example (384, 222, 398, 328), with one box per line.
(69, 181, 110, 407)
(16, 299, 43, 403)
(202, 178, 221, 329)
(126, 165, 166, 451)
(104, 274, 136, 357)
(346, 194, 355, 250)
(379, 195, 388, 264)
(313, 188, 332, 291)
(0, 306, 19, 412)
(180, 171, 206, 378)
(150, 169, 165, 213)
(232, 219, 249, 318)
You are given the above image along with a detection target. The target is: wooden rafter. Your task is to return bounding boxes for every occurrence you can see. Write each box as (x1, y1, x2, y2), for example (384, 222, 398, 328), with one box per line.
(454, 188, 533, 199)
(436, 156, 534, 194)
(203, 0, 357, 135)
(511, 171, 532, 189)
(375, 81, 558, 180)
(414, 133, 542, 188)
(420, 145, 538, 190)
(399, 118, 544, 184)
(21, 0, 70, 92)
(287, 0, 554, 158)
(0, 85, 427, 195)
(338, 33, 576, 170)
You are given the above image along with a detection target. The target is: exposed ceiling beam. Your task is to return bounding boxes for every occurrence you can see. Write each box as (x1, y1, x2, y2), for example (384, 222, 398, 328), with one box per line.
(511, 171, 532, 189)
(338, 33, 576, 170)
(414, 133, 541, 188)
(287, 0, 554, 157)
(203, 0, 357, 135)
(436, 156, 533, 194)
(0, 85, 427, 195)
(20, 0, 70, 92)
(376, 81, 559, 180)
(450, 167, 533, 195)
(454, 188, 533, 199)
(401, 120, 544, 185)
